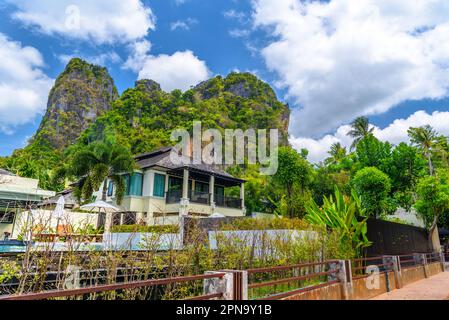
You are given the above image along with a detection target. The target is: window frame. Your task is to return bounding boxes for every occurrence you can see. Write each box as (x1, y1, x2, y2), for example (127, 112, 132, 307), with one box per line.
(153, 173, 166, 198)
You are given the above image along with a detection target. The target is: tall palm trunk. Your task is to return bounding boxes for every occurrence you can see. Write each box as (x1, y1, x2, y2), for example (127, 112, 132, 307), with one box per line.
(102, 179, 108, 201)
(426, 151, 434, 176)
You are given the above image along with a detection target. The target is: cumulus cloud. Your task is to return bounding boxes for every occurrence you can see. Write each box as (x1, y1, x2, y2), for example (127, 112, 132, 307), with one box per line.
(290, 110, 449, 163)
(252, 0, 449, 137)
(124, 41, 210, 92)
(8, 0, 155, 44)
(137, 51, 210, 92)
(0, 34, 53, 134)
(170, 18, 198, 31)
(58, 51, 122, 66)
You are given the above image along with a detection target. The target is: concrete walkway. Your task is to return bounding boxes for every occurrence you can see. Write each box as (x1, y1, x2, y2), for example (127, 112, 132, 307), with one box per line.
(371, 272, 449, 300)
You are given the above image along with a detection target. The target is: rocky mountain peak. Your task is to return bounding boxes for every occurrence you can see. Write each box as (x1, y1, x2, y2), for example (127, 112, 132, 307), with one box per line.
(32, 58, 119, 150)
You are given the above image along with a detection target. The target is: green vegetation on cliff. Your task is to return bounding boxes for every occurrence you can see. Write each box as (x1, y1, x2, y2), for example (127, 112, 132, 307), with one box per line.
(79, 72, 290, 154)
(1, 59, 290, 193)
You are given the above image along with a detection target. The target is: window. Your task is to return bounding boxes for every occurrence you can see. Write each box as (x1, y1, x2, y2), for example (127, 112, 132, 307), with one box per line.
(153, 173, 166, 197)
(195, 182, 209, 193)
(215, 186, 224, 197)
(0, 211, 14, 224)
(107, 181, 114, 197)
(130, 173, 143, 196)
(124, 173, 143, 196)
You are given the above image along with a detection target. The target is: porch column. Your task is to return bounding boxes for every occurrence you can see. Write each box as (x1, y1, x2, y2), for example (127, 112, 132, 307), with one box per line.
(240, 182, 246, 212)
(180, 169, 190, 217)
(182, 169, 189, 199)
(210, 175, 215, 211)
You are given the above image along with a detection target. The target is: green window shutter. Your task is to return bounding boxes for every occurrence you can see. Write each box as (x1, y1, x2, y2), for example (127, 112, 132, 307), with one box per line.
(153, 174, 166, 197)
(107, 181, 114, 197)
(130, 173, 143, 196)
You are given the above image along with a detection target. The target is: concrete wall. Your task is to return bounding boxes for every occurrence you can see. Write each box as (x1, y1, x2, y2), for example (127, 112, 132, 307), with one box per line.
(282, 283, 342, 300)
(279, 259, 444, 301)
(401, 266, 426, 286)
(352, 271, 397, 300)
(427, 262, 444, 277)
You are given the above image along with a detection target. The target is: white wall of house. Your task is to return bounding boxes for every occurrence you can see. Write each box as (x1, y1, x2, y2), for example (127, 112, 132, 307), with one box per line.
(95, 168, 245, 228)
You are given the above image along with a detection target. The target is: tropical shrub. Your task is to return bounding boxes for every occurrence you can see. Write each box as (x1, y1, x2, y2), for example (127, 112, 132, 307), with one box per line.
(305, 187, 371, 256)
(110, 224, 179, 234)
(352, 167, 392, 217)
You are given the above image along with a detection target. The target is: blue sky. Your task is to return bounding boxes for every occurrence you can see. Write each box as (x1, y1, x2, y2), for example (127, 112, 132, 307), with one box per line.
(1, 0, 449, 162)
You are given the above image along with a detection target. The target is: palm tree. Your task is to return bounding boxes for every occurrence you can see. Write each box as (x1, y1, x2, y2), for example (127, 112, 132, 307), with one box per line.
(326, 142, 347, 165)
(407, 125, 437, 176)
(70, 141, 135, 204)
(347, 116, 374, 150)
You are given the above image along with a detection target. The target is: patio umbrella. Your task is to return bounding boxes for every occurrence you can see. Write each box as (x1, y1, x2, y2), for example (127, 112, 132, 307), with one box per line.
(54, 196, 65, 219)
(54, 196, 65, 236)
(80, 200, 120, 213)
(80, 200, 121, 229)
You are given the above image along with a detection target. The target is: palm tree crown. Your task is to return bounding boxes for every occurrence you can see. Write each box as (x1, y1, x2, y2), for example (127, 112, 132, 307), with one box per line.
(407, 125, 438, 175)
(326, 142, 347, 165)
(347, 116, 374, 150)
(70, 141, 135, 204)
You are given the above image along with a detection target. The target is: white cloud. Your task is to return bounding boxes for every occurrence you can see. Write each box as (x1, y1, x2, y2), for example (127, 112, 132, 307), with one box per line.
(0, 34, 54, 134)
(170, 18, 198, 31)
(290, 110, 449, 163)
(137, 51, 211, 92)
(123, 41, 210, 92)
(229, 29, 251, 38)
(223, 10, 247, 23)
(58, 51, 122, 66)
(252, 0, 449, 137)
(8, 0, 155, 44)
(122, 40, 153, 72)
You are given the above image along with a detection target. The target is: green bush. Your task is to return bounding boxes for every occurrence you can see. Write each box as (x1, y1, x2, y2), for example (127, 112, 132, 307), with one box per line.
(220, 217, 310, 231)
(353, 167, 392, 217)
(110, 224, 179, 234)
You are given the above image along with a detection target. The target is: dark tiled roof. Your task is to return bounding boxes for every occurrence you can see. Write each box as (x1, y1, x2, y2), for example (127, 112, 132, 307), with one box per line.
(39, 189, 77, 207)
(135, 148, 244, 182)
(0, 168, 15, 176)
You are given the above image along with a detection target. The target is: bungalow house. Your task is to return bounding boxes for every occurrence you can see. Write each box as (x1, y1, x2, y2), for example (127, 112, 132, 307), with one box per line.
(0, 169, 55, 239)
(95, 147, 246, 229)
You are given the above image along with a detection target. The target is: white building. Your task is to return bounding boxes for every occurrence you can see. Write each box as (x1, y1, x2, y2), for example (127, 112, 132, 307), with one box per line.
(0, 169, 55, 238)
(94, 147, 246, 229)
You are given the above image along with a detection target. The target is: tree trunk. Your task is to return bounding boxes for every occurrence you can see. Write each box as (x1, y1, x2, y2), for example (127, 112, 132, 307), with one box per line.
(102, 179, 108, 201)
(427, 152, 434, 176)
(428, 212, 439, 241)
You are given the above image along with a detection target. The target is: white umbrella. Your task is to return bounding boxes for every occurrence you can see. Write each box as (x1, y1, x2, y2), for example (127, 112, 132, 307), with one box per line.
(81, 200, 121, 230)
(54, 196, 65, 219)
(80, 200, 120, 213)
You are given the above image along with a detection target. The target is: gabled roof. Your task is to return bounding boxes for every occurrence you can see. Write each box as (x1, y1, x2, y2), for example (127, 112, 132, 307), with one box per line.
(135, 148, 245, 183)
(38, 189, 77, 207)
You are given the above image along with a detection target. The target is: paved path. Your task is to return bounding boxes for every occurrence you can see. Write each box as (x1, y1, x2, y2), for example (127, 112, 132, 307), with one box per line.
(371, 272, 449, 300)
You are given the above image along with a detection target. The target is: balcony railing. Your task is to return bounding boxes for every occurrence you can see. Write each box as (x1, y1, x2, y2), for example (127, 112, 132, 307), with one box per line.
(166, 190, 182, 204)
(165, 190, 242, 209)
(190, 191, 210, 205)
(215, 194, 243, 209)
